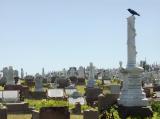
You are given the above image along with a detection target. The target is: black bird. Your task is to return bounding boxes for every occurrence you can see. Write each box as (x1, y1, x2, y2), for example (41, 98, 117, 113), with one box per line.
(127, 9, 140, 16)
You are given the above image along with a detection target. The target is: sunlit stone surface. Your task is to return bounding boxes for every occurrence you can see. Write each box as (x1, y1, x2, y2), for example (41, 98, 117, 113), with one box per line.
(118, 16, 148, 107)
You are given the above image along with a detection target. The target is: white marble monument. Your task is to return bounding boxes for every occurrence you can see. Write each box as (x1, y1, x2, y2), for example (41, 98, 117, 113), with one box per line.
(118, 16, 148, 107)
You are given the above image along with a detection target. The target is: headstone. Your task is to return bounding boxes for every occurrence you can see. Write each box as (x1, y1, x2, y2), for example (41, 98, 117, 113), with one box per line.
(47, 89, 64, 98)
(21, 68, 24, 79)
(62, 68, 68, 78)
(77, 66, 85, 84)
(35, 75, 43, 92)
(2, 90, 19, 102)
(39, 106, 70, 119)
(6, 66, 15, 85)
(55, 77, 71, 88)
(83, 110, 98, 119)
(24, 75, 35, 87)
(110, 84, 121, 94)
(87, 62, 96, 88)
(65, 88, 77, 96)
(77, 66, 85, 79)
(118, 16, 148, 107)
(68, 97, 85, 105)
(42, 68, 45, 78)
(0, 106, 7, 119)
(72, 102, 81, 114)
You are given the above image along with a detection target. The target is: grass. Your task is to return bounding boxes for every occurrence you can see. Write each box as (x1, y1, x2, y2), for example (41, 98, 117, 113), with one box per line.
(0, 86, 4, 90)
(76, 85, 85, 95)
(8, 114, 83, 119)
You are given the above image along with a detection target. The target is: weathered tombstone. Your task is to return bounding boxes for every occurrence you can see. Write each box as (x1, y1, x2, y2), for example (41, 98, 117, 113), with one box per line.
(47, 89, 65, 99)
(118, 15, 148, 107)
(85, 63, 102, 105)
(0, 106, 7, 119)
(69, 91, 85, 105)
(2, 90, 20, 102)
(110, 84, 120, 94)
(35, 75, 43, 92)
(65, 88, 77, 96)
(4, 84, 29, 100)
(117, 13, 152, 118)
(77, 66, 85, 84)
(24, 75, 35, 87)
(21, 68, 24, 79)
(39, 106, 70, 119)
(87, 62, 96, 88)
(55, 77, 71, 88)
(72, 102, 81, 114)
(83, 110, 98, 119)
(6, 66, 15, 85)
(68, 67, 78, 84)
(98, 93, 119, 113)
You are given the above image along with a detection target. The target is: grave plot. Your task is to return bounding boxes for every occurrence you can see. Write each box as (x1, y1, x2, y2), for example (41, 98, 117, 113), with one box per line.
(2, 90, 20, 103)
(68, 91, 85, 105)
(65, 89, 77, 96)
(0, 90, 30, 113)
(47, 89, 65, 99)
(68, 97, 85, 105)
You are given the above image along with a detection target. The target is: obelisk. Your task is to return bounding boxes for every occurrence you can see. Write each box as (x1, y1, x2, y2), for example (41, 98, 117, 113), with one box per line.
(118, 16, 148, 107)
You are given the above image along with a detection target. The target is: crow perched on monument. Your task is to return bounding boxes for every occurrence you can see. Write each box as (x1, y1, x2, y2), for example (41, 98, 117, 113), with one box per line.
(127, 9, 140, 16)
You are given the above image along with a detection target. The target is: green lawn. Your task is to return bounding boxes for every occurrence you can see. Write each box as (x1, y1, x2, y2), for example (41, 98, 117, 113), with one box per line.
(8, 114, 83, 119)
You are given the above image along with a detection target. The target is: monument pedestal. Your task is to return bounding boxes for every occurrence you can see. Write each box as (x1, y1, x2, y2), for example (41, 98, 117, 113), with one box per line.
(118, 106, 153, 119)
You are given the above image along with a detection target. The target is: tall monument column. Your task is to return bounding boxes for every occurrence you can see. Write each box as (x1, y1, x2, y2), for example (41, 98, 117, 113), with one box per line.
(118, 16, 148, 107)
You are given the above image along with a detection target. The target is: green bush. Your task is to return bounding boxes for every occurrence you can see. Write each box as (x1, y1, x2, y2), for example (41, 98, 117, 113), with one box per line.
(26, 99, 68, 111)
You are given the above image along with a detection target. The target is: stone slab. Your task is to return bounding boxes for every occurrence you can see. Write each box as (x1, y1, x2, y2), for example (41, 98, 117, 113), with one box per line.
(5, 102, 29, 113)
(118, 106, 153, 118)
(0, 107, 7, 119)
(39, 106, 70, 119)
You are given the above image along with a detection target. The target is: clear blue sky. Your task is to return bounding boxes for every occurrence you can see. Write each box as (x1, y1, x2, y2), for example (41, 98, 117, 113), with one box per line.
(0, 0, 160, 74)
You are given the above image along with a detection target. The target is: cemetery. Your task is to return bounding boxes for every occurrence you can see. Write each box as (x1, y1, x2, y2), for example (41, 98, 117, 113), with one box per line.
(0, 1, 160, 119)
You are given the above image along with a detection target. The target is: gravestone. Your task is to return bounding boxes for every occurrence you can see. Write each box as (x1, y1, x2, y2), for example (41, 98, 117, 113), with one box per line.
(0, 106, 7, 119)
(68, 67, 78, 84)
(2, 90, 20, 102)
(39, 106, 70, 119)
(65, 88, 77, 96)
(117, 14, 152, 118)
(21, 68, 24, 79)
(24, 75, 35, 87)
(35, 75, 43, 92)
(83, 110, 98, 119)
(110, 84, 121, 94)
(118, 15, 148, 107)
(55, 77, 71, 88)
(69, 91, 85, 105)
(85, 63, 102, 105)
(87, 62, 96, 88)
(47, 89, 65, 99)
(77, 66, 85, 84)
(72, 102, 81, 114)
(6, 66, 15, 85)
(4, 84, 29, 100)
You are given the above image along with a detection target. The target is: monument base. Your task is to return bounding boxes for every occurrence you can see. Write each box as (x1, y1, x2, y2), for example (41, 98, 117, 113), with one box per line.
(118, 106, 153, 118)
